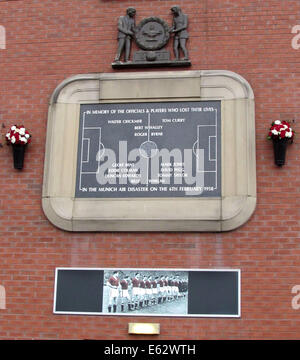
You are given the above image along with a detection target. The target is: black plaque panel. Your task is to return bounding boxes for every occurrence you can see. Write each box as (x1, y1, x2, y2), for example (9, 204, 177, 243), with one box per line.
(188, 271, 239, 315)
(75, 101, 221, 198)
(55, 270, 104, 313)
(54, 268, 240, 317)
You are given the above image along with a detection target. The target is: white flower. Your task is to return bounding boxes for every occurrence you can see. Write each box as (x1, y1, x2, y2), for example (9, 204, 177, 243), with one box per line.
(285, 131, 292, 138)
(11, 136, 16, 144)
(25, 134, 30, 139)
(274, 120, 281, 125)
(19, 128, 26, 135)
(272, 129, 279, 135)
(11, 125, 16, 131)
(20, 137, 27, 143)
(6, 133, 10, 139)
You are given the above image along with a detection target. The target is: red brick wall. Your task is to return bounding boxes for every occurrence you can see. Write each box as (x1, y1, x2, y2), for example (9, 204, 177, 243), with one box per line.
(0, 0, 300, 339)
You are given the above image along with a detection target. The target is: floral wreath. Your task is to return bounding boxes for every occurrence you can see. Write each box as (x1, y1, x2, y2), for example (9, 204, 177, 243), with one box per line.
(6, 125, 31, 145)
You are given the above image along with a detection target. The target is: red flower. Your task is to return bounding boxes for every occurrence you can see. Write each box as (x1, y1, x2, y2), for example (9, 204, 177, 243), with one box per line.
(280, 130, 286, 138)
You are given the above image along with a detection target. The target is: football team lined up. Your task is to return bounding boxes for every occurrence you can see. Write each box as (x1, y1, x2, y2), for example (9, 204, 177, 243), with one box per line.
(106, 271, 188, 313)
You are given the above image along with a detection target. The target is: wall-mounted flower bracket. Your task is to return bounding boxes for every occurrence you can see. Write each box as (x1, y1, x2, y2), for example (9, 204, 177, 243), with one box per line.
(5, 125, 31, 170)
(267, 120, 294, 166)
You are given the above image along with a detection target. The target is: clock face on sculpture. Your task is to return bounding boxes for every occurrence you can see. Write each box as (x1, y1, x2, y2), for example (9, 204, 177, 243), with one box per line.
(135, 17, 170, 51)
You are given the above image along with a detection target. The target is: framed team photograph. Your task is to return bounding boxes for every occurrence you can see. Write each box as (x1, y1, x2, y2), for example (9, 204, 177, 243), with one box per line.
(102, 269, 188, 316)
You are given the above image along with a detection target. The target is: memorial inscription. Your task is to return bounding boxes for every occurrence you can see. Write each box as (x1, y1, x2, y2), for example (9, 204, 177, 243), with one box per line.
(75, 101, 221, 199)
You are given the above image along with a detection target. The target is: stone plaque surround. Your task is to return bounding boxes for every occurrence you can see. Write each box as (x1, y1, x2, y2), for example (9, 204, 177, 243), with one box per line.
(42, 70, 256, 232)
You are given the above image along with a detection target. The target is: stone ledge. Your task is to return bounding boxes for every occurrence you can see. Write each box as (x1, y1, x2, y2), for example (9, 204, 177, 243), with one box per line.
(111, 60, 191, 69)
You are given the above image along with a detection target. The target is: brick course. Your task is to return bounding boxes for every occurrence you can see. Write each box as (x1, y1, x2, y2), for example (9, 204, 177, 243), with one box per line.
(0, 0, 300, 339)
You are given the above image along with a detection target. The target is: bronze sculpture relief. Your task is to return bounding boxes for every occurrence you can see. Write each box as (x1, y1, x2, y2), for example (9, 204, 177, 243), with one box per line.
(170, 6, 189, 61)
(135, 17, 170, 51)
(114, 7, 136, 63)
(112, 6, 191, 68)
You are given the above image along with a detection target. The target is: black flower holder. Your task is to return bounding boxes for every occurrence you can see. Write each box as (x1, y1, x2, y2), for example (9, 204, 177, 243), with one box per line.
(5, 125, 32, 170)
(267, 120, 294, 167)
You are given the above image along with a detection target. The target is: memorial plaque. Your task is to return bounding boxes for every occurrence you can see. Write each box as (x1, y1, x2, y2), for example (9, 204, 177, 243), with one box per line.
(54, 268, 240, 317)
(75, 101, 221, 198)
(43, 71, 256, 231)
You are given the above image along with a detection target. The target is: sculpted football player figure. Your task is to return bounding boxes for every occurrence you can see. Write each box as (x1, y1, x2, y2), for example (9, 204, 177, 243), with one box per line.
(114, 7, 136, 63)
(170, 6, 189, 61)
